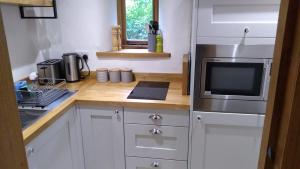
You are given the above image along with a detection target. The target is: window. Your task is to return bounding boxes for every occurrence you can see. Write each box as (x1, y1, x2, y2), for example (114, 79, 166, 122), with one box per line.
(118, 0, 159, 48)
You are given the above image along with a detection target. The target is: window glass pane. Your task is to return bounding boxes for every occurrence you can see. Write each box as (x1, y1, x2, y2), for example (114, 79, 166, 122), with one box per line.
(126, 0, 153, 41)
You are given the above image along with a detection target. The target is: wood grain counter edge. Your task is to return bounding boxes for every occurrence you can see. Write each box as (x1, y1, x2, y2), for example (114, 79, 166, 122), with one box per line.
(76, 100, 190, 111)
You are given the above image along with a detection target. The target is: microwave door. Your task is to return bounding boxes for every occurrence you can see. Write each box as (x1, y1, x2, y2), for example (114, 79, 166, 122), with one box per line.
(200, 58, 269, 101)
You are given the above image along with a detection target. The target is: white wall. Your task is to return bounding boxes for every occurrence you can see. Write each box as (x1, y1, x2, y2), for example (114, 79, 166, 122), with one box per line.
(1, 5, 49, 81)
(1, 0, 193, 81)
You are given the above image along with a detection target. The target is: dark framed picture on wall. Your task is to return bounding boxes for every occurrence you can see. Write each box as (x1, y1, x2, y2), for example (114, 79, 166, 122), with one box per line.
(19, 0, 57, 19)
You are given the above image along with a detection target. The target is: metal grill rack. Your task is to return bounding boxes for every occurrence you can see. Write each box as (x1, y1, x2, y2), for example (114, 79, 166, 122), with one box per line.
(17, 79, 69, 107)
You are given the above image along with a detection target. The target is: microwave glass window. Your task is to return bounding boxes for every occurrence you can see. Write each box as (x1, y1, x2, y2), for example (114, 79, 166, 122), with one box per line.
(205, 62, 264, 96)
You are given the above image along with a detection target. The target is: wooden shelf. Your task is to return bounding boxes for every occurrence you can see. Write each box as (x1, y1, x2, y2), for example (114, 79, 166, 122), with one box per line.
(97, 49, 171, 59)
(0, 0, 52, 6)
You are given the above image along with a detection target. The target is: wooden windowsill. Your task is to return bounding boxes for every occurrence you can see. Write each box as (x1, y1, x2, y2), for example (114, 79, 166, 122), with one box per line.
(122, 45, 147, 49)
(96, 49, 171, 58)
(0, 0, 52, 6)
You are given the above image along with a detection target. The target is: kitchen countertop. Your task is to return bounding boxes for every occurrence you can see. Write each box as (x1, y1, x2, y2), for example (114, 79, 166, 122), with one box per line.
(22, 73, 190, 145)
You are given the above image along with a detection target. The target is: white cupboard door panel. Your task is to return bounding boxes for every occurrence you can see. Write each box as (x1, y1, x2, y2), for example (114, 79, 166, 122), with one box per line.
(196, 37, 276, 45)
(125, 124, 189, 160)
(126, 157, 187, 169)
(191, 111, 265, 169)
(26, 107, 84, 169)
(27, 124, 73, 169)
(197, 0, 280, 38)
(69, 106, 85, 169)
(80, 106, 125, 169)
(124, 108, 189, 126)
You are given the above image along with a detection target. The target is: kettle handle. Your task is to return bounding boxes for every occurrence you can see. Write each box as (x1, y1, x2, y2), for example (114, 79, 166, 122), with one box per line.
(78, 56, 84, 71)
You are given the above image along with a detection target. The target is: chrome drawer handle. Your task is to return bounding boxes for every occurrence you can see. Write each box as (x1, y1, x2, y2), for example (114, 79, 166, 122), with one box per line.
(149, 114, 162, 120)
(150, 128, 162, 135)
(151, 161, 160, 168)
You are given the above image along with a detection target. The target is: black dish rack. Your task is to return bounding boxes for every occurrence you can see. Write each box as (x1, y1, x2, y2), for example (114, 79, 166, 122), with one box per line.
(16, 79, 69, 107)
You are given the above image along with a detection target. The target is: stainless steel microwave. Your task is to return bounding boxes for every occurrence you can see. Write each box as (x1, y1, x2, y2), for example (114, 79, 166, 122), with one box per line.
(194, 45, 274, 114)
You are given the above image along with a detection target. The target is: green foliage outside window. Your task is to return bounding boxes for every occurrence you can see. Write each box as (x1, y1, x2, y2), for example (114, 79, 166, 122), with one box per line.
(126, 0, 153, 41)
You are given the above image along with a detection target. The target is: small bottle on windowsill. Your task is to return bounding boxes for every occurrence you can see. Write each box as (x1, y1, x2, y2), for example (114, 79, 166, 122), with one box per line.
(112, 26, 121, 51)
(156, 30, 163, 53)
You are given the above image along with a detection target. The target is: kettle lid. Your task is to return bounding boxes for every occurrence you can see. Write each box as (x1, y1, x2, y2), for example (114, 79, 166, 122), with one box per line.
(62, 53, 79, 57)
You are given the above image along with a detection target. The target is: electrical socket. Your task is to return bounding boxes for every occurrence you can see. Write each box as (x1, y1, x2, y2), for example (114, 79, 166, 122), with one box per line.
(83, 54, 88, 61)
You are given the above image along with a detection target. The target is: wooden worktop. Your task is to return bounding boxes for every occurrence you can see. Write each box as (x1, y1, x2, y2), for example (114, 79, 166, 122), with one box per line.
(22, 74, 190, 145)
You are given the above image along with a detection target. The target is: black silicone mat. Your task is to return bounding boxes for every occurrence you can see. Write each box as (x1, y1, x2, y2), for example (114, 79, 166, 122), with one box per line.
(127, 81, 170, 100)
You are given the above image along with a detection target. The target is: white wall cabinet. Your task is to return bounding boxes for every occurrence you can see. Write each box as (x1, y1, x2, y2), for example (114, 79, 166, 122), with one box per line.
(197, 0, 280, 38)
(80, 106, 125, 169)
(195, 0, 280, 45)
(191, 111, 265, 169)
(26, 107, 84, 169)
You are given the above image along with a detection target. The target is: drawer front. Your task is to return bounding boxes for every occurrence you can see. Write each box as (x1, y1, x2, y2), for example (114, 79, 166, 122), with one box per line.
(124, 108, 189, 126)
(126, 157, 187, 169)
(125, 124, 189, 160)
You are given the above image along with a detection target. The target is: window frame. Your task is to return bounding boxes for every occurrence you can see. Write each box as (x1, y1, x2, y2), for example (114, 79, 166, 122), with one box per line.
(117, 0, 159, 49)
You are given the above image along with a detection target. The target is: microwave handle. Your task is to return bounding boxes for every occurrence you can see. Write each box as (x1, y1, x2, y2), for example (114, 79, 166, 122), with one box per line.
(200, 60, 208, 96)
(269, 62, 273, 76)
(263, 62, 272, 100)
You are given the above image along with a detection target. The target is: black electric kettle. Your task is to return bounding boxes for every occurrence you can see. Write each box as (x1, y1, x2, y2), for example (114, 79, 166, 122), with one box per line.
(62, 53, 84, 82)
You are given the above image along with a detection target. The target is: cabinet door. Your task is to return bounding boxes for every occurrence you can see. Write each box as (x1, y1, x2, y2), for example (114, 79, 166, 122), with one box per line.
(197, 0, 280, 38)
(80, 106, 125, 169)
(26, 107, 84, 169)
(191, 111, 265, 169)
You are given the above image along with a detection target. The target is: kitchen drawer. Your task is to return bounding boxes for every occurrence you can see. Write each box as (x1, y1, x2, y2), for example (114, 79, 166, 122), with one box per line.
(124, 108, 189, 127)
(125, 124, 189, 160)
(126, 157, 187, 169)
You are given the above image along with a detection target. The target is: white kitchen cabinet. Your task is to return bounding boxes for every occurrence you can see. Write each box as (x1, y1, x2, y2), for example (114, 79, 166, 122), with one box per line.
(126, 157, 187, 169)
(191, 111, 265, 169)
(196, 37, 276, 45)
(26, 107, 84, 169)
(124, 108, 189, 127)
(125, 124, 189, 160)
(197, 0, 280, 38)
(124, 108, 189, 169)
(80, 106, 125, 169)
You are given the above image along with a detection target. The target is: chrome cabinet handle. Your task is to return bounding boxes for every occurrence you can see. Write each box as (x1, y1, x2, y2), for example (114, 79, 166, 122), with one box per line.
(151, 161, 160, 168)
(196, 115, 202, 121)
(26, 147, 34, 156)
(149, 128, 162, 135)
(149, 114, 162, 120)
(244, 27, 250, 34)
